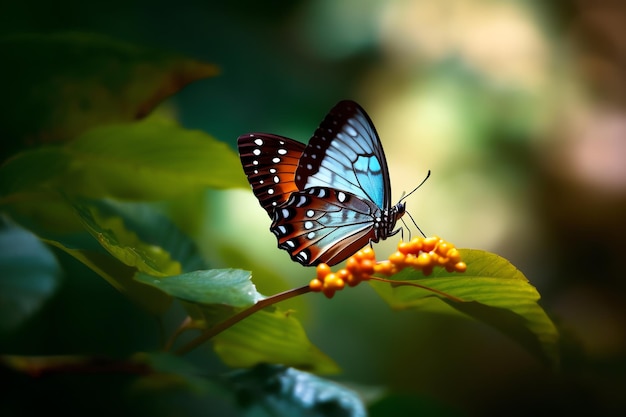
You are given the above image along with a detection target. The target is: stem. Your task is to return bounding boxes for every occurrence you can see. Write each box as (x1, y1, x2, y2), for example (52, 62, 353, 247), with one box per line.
(173, 285, 312, 356)
(163, 316, 193, 352)
(369, 276, 464, 303)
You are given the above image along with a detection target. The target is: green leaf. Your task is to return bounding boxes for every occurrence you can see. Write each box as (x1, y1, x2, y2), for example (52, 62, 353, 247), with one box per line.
(131, 352, 217, 395)
(32, 199, 179, 314)
(72, 200, 182, 277)
(76, 199, 209, 273)
(45, 241, 171, 315)
(369, 393, 462, 417)
(0, 32, 219, 160)
(0, 118, 248, 200)
(136, 269, 261, 325)
(136, 269, 261, 307)
(1, 196, 206, 315)
(227, 364, 365, 417)
(1, 191, 85, 236)
(0, 219, 62, 332)
(138, 268, 338, 374)
(213, 307, 340, 375)
(369, 249, 559, 366)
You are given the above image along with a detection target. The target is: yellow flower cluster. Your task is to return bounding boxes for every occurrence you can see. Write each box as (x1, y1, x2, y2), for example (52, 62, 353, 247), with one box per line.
(309, 237, 467, 298)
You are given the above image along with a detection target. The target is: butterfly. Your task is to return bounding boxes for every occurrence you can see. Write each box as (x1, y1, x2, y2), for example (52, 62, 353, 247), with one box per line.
(237, 100, 407, 266)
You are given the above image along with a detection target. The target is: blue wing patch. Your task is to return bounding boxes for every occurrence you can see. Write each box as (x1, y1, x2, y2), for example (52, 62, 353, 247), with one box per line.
(295, 101, 392, 210)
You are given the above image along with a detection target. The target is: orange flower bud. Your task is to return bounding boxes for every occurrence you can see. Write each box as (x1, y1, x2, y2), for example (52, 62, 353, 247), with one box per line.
(361, 246, 376, 260)
(346, 257, 359, 272)
(436, 242, 452, 257)
(388, 251, 406, 265)
(346, 274, 361, 286)
(327, 276, 345, 290)
(415, 252, 432, 268)
(454, 262, 467, 273)
(360, 259, 375, 276)
(447, 248, 461, 263)
(337, 268, 351, 281)
(316, 263, 331, 280)
(309, 278, 323, 291)
(409, 237, 423, 253)
(374, 261, 395, 276)
(422, 236, 439, 252)
(398, 241, 412, 255)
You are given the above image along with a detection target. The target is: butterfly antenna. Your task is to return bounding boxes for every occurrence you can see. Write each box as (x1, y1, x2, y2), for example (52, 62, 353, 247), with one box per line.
(399, 170, 431, 203)
(399, 217, 411, 241)
(398, 170, 430, 239)
(404, 209, 426, 238)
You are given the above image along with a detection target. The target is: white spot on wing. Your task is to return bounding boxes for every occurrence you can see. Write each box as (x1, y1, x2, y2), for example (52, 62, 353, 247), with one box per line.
(296, 196, 308, 207)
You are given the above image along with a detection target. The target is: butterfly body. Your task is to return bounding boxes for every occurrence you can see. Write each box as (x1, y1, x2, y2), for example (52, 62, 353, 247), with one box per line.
(238, 100, 405, 266)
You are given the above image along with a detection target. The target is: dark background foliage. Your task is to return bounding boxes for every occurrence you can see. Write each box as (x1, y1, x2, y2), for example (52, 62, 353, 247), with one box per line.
(1, 0, 625, 416)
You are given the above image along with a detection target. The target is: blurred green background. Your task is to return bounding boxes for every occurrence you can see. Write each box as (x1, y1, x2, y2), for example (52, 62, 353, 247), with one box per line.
(2, 0, 625, 415)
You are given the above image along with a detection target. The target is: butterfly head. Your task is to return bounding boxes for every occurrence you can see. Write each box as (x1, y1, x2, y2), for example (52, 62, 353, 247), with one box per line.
(377, 201, 406, 240)
(395, 201, 406, 217)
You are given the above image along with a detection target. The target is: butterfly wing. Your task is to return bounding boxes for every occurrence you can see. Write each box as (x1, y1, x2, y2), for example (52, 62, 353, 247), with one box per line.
(271, 187, 380, 266)
(295, 100, 392, 210)
(237, 133, 305, 218)
(239, 102, 404, 267)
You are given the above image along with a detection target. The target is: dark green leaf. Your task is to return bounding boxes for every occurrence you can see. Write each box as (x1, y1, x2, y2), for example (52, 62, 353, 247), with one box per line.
(227, 364, 365, 417)
(131, 352, 217, 395)
(369, 393, 462, 417)
(25, 198, 178, 315)
(45, 241, 171, 315)
(0, 218, 62, 332)
(0, 32, 219, 160)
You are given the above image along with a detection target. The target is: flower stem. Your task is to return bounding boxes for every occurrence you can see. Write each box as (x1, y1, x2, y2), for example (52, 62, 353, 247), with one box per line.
(173, 285, 312, 355)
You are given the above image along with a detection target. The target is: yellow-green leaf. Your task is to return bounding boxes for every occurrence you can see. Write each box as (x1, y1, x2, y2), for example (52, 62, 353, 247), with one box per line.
(0, 119, 247, 200)
(370, 249, 559, 366)
(72, 200, 181, 277)
(213, 307, 340, 375)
